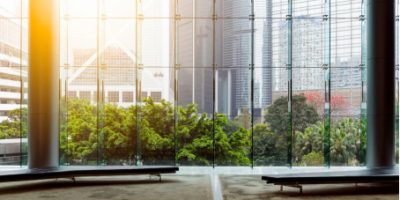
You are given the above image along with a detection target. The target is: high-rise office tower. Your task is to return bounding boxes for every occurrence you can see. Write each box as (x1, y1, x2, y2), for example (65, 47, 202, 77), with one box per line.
(271, 0, 362, 116)
(219, 0, 273, 118)
(261, 0, 273, 108)
(176, 1, 215, 115)
(220, 0, 251, 118)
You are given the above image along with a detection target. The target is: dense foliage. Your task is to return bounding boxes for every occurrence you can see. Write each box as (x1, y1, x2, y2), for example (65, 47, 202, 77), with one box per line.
(59, 98, 251, 165)
(0, 94, 391, 166)
(0, 108, 27, 139)
(264, 95, 320, 135)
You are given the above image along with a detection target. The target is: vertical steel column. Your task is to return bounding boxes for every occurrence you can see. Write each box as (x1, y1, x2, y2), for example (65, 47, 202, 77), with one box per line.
(135, 0, 143, 166)
(62, 0, 70, 165)
(95, 0, 102, 166)
(28, 0, 60, 169)
(323, 0, 332, 167)
(173, 0, 179, 166)
(360, 0, 367, 165)
(286, 0, 293, 168)
(250, 0, 255, 168)
(19, 0, 24, 166)
(367, 0, 396, 169)
(212, 0, 217, 168)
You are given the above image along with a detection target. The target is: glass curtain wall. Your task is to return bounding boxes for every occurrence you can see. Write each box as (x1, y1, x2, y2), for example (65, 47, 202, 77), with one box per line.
(0, 0, 398, 168)
(0, 0, 28, 167)
(57, 0, 400, 167)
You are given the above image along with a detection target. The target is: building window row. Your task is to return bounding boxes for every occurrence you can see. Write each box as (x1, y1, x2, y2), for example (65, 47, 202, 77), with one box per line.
(66, 90, 162, 103)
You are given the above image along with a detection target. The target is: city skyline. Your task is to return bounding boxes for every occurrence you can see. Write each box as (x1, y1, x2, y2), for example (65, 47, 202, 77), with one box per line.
(0, 0, 369, 121)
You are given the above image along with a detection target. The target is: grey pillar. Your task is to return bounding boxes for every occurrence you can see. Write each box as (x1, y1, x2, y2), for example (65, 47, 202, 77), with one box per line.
(367, 0, 395, 169)
(28, 0, 60, 169)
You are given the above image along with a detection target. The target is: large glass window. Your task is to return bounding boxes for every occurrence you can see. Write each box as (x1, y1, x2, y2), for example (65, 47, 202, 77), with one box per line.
(0, 0, 398, 168)
(0, 0, 28, 167)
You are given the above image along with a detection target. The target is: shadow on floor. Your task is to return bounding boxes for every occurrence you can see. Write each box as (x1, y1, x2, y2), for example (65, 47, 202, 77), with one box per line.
(275, 183, 399, 196)
(0, 177, 180, 195)
(220, 175, 398, 200)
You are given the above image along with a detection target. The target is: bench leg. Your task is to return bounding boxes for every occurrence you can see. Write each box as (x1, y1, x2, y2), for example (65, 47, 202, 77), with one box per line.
(278, 184, 303, 194)
(149, 173, 161, 181)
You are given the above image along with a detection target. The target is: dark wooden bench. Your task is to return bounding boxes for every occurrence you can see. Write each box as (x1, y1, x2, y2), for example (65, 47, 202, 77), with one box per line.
(0, 166, 179, 182)
(262, 167, 399, 193)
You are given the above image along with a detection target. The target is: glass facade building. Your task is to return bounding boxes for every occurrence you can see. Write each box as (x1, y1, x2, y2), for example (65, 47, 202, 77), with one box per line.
(0, 0, 398, 168)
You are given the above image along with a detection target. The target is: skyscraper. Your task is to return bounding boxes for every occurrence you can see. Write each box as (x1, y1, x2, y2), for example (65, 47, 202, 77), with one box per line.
(261, 0, 273, 108)
(220, 0, 251, 118)
(176, 1, 214, 115)
(219, 0, 273, 118)
(271, 0, 362, 116)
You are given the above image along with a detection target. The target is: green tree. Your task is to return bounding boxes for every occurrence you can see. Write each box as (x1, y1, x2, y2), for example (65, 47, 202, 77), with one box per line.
(301, 151, 323, 166)
(234, 108, 251, 129)
(0, 107, 27, 139)
(293, 121, 323, 163)
(60, 99, 97, 164)
(264, 94, 320, 136)
(253, 123, 286, 166)
(216, 113, 251, 165)
(0, 98, 251, 166)
(101, 103, 131, 164)
(139, 98, 175, 165)
(330, 118, 364, 165)
(176, 106, 251, 166)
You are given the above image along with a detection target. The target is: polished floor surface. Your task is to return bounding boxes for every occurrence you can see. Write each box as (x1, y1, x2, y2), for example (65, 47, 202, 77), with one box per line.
(221, 175, 398, 200)
(0, 167, 397, 200)
(0, 174, 397, 200)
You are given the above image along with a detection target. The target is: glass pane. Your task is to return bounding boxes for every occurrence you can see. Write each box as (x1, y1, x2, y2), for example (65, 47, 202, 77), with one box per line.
(290, 15, 325, 166)
(291, 68, 325, 166)
(60, 15, 99, 165)
(178, 0, 213, 19)
(141, 19, 170, 68)
(61, 66, 99, 165)
(0, 0, 21, 18)
(139, 11, 174, 165)
(330, 1, 363, 166)
(99, 66, 136, 165)
(331, 19, 361, 68)
(258, 67, 289, 166)
(0, 1, 27, 167)
(176, 17, 214, 166)
(293, 0, 324, 18)
(96, 18, 136, 165)
(139, 67, 174, 165)
(62, 19, 98, 67)
(177, 68, 213, 166)
(62, 0, 98, 18)
(217, 0, 251, 19)
(102, 0, 136, 18)
(140, 0, 170, 18)
(0, 19, 22, 67)
(254, 1, 289, 166)
(215, 16, 252, 166)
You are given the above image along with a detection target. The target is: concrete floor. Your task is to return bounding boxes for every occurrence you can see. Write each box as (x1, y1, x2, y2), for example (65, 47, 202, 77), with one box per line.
(220, 175, 399, 200)
(0, 175, 212, 200)
(0, 174, 397, 200)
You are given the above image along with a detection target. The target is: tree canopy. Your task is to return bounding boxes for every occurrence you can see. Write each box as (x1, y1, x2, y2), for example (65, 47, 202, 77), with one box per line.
(264, 94, 320, 135)
(0, 95, 378, 167)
